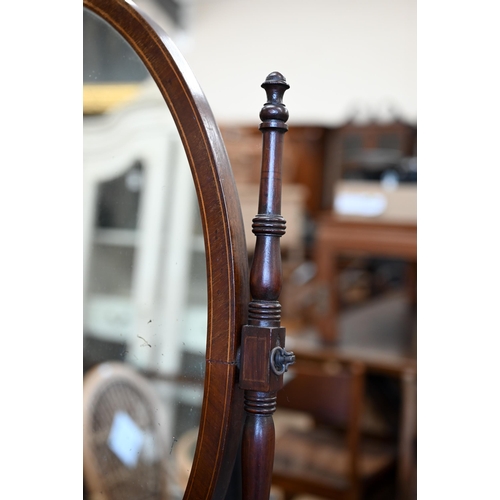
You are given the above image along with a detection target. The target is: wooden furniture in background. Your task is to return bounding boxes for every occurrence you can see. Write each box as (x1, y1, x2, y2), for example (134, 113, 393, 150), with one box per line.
(287, 292, 417, 500)
(314, 209, 417, 344)
(220, 125, 328, 218)
(220, 124, 329, 318)
(322, 120, 417, 210)
(308, 141, 418, 498)
(272, 362, 396, 500)
(221, 119, 417, 219)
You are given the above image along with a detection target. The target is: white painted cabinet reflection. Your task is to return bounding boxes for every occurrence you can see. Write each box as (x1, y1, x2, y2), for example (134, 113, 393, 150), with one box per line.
(83, 84, 207, 487)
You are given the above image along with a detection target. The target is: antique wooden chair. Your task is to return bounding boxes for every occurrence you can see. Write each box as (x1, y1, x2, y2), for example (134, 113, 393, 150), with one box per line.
(83, 362, 170, 500)
(272, 362, 397, 500)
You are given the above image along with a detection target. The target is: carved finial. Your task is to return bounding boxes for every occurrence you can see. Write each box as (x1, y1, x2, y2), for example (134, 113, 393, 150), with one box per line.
(260, 72, 290, 127)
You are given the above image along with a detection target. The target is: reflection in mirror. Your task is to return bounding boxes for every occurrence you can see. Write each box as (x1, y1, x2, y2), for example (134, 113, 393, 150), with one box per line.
(83, 8, 207, 499)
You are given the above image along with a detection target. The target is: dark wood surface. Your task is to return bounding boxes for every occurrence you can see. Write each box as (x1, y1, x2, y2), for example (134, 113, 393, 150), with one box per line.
(83, 1, 249, 498)
(314, 212, 417, 343)
(272, 361, 397, 500)
(289, 290, 416, 376)
(220, 124, 329, 217)
(321, 121, 417, 210)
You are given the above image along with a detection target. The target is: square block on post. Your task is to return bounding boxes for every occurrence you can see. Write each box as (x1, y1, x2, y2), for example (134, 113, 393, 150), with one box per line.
(239, 325, 286, 392)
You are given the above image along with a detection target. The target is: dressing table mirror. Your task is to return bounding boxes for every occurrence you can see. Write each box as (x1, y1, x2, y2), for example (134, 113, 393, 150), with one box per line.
(83, 7, 215, 498)
(83, 1, 293, 498)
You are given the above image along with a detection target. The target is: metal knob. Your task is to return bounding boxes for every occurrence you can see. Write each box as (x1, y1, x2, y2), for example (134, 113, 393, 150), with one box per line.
(270, 346, 296, 376)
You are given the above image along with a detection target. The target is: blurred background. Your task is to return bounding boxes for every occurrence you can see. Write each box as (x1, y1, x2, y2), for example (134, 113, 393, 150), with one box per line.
(83, 1, 416, 499)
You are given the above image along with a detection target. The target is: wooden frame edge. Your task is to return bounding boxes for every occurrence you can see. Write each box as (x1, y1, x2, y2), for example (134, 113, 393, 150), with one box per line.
(83, 1, 249, 497)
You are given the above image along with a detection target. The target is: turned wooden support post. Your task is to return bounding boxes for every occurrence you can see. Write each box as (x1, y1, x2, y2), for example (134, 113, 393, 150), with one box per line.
(239, 72, 295, 500)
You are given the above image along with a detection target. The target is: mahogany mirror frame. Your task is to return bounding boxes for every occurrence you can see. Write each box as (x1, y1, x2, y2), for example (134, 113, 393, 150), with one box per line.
(83, 0, 250, 498)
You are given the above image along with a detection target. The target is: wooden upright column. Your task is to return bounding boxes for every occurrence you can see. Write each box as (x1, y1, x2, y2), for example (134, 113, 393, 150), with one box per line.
(239, 72, 295, 500)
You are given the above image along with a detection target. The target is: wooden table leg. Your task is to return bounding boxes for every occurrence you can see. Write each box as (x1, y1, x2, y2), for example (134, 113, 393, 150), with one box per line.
(406, 261, 417, 309)
(314, 231, 339, 343)
(398, 368, 417, 499)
